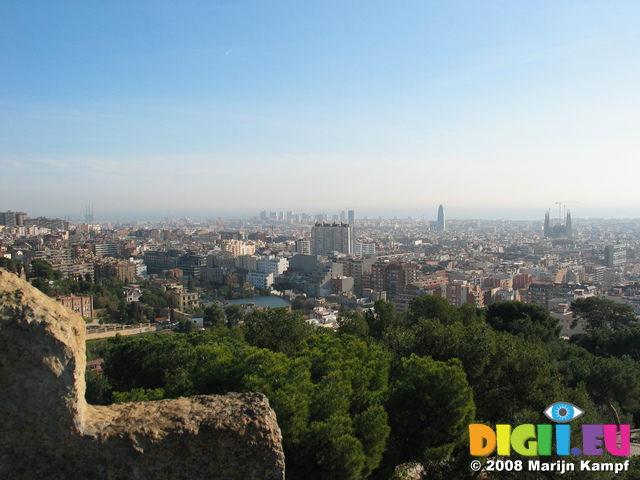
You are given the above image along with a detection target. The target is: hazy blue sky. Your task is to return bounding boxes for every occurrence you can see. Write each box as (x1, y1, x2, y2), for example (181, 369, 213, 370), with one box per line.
(1, 1, 639, 221)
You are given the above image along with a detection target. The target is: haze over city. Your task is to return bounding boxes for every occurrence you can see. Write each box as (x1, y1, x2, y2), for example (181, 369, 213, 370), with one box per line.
(1, 1, 639, 221)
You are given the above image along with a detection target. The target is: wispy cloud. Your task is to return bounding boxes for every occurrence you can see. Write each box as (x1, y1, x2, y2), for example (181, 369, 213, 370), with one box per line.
(36, 158, 68, 169)
(0, 160, 22, 169)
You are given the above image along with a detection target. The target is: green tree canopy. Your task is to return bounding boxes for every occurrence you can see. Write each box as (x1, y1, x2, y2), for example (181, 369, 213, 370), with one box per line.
(337, 311, 369, 339)
(203, 304, 226, 326)
(473, 332, 567, 424)
(385, 319, 498, 385)
(385, 354, 475, 466)
(175, 319, 197, 333)
(31, 276, 52, 295)
(364, 299, 397, 340)
(102, 334, 196, 394)
(574, 326, 640, 361)
(242, 308, 313, 355)
(559, 346, 640, 425)
(290, 334, 391, 480)
(29, 258, 56, 279)
(0, 258, 23, 275)
(291, 294, 314, 312)
(571, 296, 637, 331)
(405, 294, 458, 325)
(99, 329, 391, 480)
(224, 304, 245, 328)
(485, 300, 561, 342)
(139, 287, 168, 308)
(91, 293, 640, 480)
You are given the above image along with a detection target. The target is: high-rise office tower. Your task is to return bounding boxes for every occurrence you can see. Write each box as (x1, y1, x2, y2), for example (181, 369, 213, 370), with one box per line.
(348, 209, 355, 226)
(437, 205, 445, 232)
(605, 244, 626, 268)
(85, 205, 95, 223)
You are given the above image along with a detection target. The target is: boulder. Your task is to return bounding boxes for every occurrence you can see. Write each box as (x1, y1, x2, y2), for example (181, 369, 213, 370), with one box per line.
(0, 269, 285, 479)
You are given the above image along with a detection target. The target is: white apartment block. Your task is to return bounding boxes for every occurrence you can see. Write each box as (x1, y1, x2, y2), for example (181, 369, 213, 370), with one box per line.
(246, 271, 275, 289)
(354, 242, 376, 257)
(256, 256, 289, 276)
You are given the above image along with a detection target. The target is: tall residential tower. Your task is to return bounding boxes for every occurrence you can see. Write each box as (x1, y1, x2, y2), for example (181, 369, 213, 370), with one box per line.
(311, 222, 354, 256)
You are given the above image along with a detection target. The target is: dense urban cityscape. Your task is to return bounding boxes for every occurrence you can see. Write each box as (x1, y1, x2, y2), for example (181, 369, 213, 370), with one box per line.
(1, 205, 639, 332)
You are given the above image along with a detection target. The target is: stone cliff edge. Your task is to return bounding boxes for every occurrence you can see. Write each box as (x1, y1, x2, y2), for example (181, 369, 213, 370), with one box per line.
(0, 268, 285, 479)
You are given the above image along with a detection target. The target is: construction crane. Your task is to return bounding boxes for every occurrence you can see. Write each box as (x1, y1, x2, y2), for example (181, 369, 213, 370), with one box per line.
(554, 201, 578, 221)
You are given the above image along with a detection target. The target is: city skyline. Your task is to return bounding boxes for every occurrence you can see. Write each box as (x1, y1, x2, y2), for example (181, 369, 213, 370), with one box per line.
(2, 204, 634, 226)
(2, 2, 639, 221)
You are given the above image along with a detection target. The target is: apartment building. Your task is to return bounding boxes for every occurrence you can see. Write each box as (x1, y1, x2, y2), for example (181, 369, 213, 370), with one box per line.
(56, 294, 94, 320)
(311, 222, 354, 255)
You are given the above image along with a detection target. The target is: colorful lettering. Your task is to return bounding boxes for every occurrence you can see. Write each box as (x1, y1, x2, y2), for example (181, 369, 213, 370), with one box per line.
(469, 424, 496, 456)
(511, 424, 537, 456)
(583, 425, 604, 455)
(537, 424, 552, 456)
(496, 425, 511, 455)
(556, 424, 571, 455)
(603, 424, 630, 456)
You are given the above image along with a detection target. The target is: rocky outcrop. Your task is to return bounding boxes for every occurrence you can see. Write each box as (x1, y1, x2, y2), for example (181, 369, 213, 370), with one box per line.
(0, 269, 285, 479)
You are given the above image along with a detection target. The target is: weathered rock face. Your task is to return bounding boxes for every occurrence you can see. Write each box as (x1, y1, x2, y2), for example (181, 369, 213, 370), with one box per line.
(0, 269, 285, 479)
